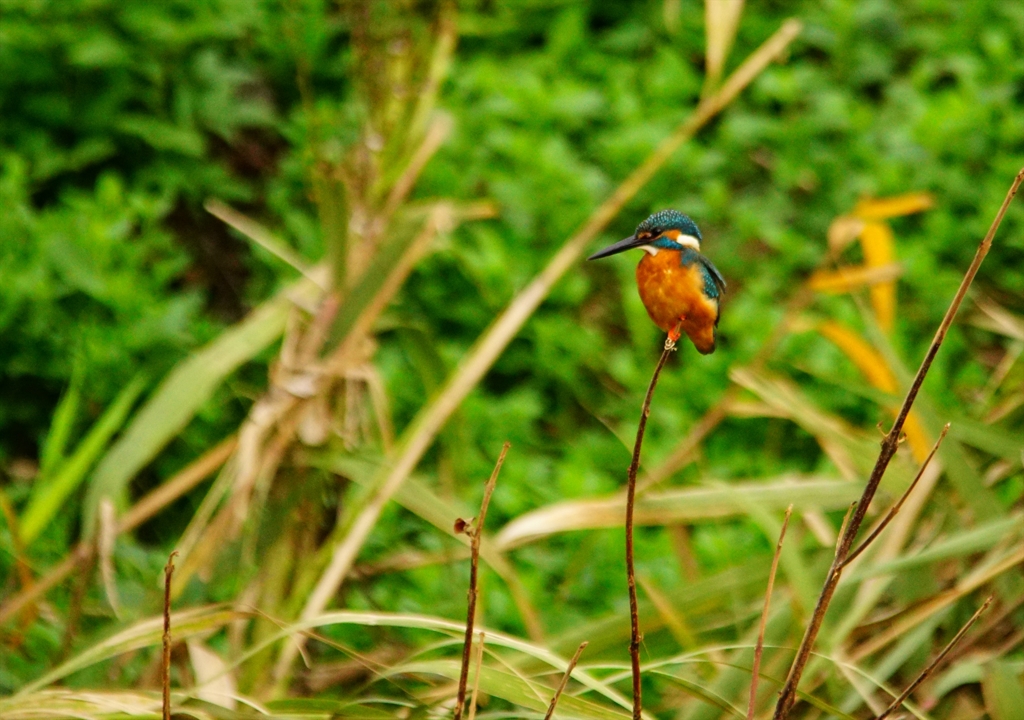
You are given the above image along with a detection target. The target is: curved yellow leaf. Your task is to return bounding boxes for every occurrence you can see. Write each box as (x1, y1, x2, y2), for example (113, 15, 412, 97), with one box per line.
(853, 192, 935, 220)
(807, 263, 903, 294)
(818, 322, 897, 392)
(859, 222, 896, 331)
(827, 215, 865, 254)
(817, 322, 932, 461)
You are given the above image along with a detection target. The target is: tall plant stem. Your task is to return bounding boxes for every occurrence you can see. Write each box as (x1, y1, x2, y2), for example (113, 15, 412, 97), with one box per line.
(162, 551, 177, 720)
(626, 330, 679, 720)
(454, 442, 510, 720)
(773, 167, 1024, 719)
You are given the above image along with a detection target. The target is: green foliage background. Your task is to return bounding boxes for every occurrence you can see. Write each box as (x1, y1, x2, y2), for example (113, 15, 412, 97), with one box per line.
(1, 0, 1022, 716)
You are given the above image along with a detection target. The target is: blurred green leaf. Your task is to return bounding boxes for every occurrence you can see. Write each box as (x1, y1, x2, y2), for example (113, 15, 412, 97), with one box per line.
(20, 374, 146, 546)
(37, 364, 83, 479)
(395, 659, 631, 720)
(982, 659, 1024, 720)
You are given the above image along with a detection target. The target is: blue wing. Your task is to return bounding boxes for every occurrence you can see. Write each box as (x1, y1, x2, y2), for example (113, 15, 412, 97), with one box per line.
(698, 256, 726, 299)
(680, 249, 726, 299)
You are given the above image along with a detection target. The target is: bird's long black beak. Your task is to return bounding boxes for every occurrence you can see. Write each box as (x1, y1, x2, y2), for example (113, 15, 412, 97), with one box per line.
(587, 234, 644, 260)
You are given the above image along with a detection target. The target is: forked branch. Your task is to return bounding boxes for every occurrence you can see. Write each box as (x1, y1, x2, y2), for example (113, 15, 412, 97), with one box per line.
(773, 168, 1024, 719)
(843, 423, 949, 568)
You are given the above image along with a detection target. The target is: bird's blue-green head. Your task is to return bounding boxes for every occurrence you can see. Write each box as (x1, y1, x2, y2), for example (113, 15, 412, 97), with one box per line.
(588, 209, 703, 260)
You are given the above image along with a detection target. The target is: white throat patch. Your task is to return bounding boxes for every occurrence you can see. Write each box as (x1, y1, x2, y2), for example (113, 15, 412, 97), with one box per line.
(677, 234, 701, 251)
(640, 245, 659, 255)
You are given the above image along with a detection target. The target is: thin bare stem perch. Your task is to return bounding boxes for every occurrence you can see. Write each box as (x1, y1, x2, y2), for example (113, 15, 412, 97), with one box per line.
(748, 505, 792, 720)
(875, 596, 992, 720)
(773, 167, 1024, 719)
(454, 442, 510, 720)
(843, 423, 950, 568)
(162, 551, 178, 720)
(626, 328, 680, 720)
(544, 642, 589, 720)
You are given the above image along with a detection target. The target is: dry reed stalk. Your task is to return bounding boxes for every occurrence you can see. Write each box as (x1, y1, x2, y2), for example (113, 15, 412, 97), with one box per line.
(453, 442, 510, 720)
(850, 544, 1023, 662)
(544, 642, 588, 720)
(0, 492, 36, 640)
(748, 505, 792, 720)
(626, 330, 679, 720)
(773, 167, 1024, 719)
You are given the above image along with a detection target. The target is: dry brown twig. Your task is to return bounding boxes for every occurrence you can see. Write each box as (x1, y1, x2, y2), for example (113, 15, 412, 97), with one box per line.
(874, 596, 992, 720)
(748, 505, 792, 720)
(544, 641, 589, 720)
(453, 442, 510, 720)
(773, 167, 1024, 719)
(625, 327, 681, 720)
(163, 551, 178, 720)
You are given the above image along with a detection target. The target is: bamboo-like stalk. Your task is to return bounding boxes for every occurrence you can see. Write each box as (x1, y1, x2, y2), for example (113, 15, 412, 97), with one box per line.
(772, 167, 1024, 719)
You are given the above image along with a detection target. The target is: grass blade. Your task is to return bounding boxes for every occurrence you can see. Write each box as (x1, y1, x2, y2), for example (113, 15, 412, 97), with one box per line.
(496, 476, 859, 550)
(38, 364, 82, 478)
(21, 374, 146, 545)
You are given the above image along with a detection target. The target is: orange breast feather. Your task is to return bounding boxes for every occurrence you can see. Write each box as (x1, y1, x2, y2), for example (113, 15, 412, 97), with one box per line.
(635, 250, 720, 353)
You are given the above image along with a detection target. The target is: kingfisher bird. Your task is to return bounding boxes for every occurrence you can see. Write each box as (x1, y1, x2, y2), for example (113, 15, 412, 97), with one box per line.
(588, 210, 726, 354)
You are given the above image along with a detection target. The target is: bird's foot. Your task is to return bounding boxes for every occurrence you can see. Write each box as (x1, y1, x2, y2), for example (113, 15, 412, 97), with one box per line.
(665, 321, 683, 351)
